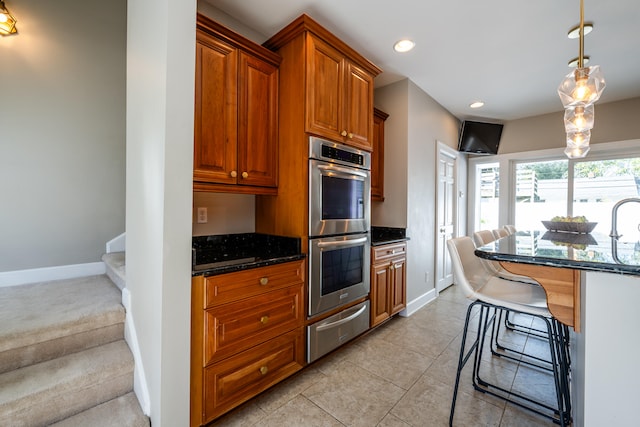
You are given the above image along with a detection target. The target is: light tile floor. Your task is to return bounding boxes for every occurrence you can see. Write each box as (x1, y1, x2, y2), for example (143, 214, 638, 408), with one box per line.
(210, 285, 561, 426)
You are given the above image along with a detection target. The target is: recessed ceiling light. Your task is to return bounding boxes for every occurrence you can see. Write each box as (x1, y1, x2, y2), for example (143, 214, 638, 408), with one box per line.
(469, 101, 484, 109)
(568, 55, 590, 67)
(567, 23, 593, 39)
(393, 39, 415, 53)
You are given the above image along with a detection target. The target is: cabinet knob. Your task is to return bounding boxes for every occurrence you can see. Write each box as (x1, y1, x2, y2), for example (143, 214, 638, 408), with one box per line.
(230, 170, 237, 178)
(260, 315, 269, 324)
(259, 366, 268, 375)
(341, 130, 348, 137)
(259, 277, 269, 286)
(348, 132, 354, 139)
(241, 171, 249, 179)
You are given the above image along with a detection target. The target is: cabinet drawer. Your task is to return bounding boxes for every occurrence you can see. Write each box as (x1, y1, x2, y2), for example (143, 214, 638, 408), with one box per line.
(372, 242, 406, 262)
(205, 259, 305, 308)
(203, 328, 304, 422)
(204, 284, 303, 365)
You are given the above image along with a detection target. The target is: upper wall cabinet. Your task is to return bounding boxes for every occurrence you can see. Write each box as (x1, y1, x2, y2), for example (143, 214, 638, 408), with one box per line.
(194, 15, 281, 194)
(264, 14, 381, 152)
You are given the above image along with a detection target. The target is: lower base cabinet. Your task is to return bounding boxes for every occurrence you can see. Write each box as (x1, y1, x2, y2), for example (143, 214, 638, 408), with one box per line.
(203, 329, 304, 421)
(191, 260, 306, 426)
(370, 242, 407, 327)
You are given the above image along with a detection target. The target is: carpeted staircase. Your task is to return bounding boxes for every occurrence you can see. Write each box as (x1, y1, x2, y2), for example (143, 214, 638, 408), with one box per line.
(0, 253, 149, 426)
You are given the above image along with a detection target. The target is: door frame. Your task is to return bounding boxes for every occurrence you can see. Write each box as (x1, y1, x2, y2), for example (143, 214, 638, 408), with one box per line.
(435, 141, 459, 293)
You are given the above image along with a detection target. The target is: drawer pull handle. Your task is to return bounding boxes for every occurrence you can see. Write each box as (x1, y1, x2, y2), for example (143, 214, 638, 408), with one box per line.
(242, 171, 249, 179)
(341, 130, 347, 137)
(348, 132, 354, 139)
(230, 170, 237, 178)
(260, 315, 269, 324)
(260, 366, 268, 375)
(259, 277, 269, 285)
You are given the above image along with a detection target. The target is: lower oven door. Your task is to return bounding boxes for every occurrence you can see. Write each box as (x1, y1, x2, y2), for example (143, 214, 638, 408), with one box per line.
(308, 233, 370, 318)
(307, 300, 370, 363)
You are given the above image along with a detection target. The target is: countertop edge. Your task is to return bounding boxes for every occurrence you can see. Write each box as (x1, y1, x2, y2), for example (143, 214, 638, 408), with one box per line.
(371, 237, 410, 246)
(475, 249, 640, 276)
(192, 254, 306, 277)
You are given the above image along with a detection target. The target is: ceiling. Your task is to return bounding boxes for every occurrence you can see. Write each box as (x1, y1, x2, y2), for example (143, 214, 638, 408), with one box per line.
(204, 0, 640, 122)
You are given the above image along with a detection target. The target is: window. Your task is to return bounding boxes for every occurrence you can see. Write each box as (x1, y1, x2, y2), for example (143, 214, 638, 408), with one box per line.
(468, 140, 640, 238)
(476, 163, 500, 231)
(514, 160, 568, 231)
(573, 157, 640, 237)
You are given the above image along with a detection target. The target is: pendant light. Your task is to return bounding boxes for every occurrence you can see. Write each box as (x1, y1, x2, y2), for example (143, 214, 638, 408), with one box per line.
(557, 0, 605, 159)
(0, 1, 17, 36)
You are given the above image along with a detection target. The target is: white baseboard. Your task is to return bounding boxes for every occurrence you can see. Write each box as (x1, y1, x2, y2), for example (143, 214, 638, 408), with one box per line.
(0, 262, 106, 288)
(399, 288, 437, 317)
(106, 232, 126, 253)
(122, 288, 151, 416)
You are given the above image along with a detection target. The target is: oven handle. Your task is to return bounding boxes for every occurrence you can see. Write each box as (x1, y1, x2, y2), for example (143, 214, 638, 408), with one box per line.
(317, 164, 368, 178)
(315, 304, 367, 332)
(317, 236, 368, 248)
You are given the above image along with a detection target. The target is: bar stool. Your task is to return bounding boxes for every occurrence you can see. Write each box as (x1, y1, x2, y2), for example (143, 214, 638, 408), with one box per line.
(473, 230, 550, 354)
(492, 228, 509, 239)
(447, 236, 571, 426)
(504, 224, 517, 235)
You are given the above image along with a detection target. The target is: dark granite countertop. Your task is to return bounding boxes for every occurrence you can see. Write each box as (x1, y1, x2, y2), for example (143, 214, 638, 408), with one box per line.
(476, 230, 640, 276)
(192, 233, 305, 276)
(371, 226, 410, 246)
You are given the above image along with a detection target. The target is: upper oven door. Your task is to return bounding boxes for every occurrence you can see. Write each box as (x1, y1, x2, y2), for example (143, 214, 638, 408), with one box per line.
(309, 159, 371, 237)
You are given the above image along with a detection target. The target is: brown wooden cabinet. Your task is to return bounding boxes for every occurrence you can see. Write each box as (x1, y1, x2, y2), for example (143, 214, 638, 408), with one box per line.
(194, 15, 280, 194)
(371, 108, 389, 201)
(305, 35, 376, 150)
(370, 242, 407, 327)
(264, 14, 381, 152)
(191, 260, 306, 426)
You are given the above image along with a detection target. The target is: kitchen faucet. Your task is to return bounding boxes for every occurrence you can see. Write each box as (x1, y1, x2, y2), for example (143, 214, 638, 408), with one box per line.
(609, 197, 640, 239)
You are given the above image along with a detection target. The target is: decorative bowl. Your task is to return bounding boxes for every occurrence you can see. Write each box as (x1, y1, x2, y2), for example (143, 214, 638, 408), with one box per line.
(541, 221, 598, 234)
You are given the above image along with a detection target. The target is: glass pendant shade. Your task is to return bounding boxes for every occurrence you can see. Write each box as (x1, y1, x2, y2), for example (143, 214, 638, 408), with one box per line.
(564, 104, 594, 132)
(566, 129, 591, 148)
(0, 1, 17, 36)
(564, 145, 590, 159)
(558, 65, 606, 108)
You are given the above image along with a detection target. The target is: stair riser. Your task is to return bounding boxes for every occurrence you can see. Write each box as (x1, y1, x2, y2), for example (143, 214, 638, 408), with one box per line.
(0, 323, 124, 374)
(3, 372, 133, 427)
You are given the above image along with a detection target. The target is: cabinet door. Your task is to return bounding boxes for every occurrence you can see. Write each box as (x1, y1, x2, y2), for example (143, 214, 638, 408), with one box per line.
(194, 32, 238, 184)
(305, 35, 344, 142)
(371, 109, 388, 201)
(390, 257, 407, 315)
(371, 262, 391, 327)
(344, 61, 374, 150)
(237, 52, 279, 188)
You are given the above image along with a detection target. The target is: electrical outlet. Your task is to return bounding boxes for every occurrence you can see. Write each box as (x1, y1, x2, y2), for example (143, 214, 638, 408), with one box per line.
(197, 207, 208, 224)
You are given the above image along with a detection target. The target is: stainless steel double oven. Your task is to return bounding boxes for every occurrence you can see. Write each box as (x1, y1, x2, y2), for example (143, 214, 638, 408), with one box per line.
(307, 136, 371, 363)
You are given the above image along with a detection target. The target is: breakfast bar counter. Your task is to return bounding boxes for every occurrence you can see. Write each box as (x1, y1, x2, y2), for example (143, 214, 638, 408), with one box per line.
(475, 230, 640, 427)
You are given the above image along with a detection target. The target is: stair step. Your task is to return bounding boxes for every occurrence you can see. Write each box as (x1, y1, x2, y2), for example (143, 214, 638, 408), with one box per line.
(50, 392, 149, 427)
(0, 275, 124, 373)
(0, 340, 134, 426)
(103, 252, 126, 291)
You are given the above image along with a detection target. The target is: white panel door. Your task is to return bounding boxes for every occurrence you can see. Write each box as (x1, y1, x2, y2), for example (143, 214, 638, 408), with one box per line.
(436, 143, 457, 293)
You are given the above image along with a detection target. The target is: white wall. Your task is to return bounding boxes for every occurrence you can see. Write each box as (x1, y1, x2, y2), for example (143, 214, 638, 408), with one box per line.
(0, 0, 126, 271)
(126, 0, 195, 425)
(373, 79, 463, 303)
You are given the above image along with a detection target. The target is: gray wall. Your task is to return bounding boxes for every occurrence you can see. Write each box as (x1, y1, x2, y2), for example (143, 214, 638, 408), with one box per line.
(373, 79, 464, 303)
(500, 97, 640, 154)
(0, 0, 126, 271)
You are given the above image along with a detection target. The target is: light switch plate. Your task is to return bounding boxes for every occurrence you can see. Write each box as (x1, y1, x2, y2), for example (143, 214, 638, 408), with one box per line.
(197, 207, 208, 223)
